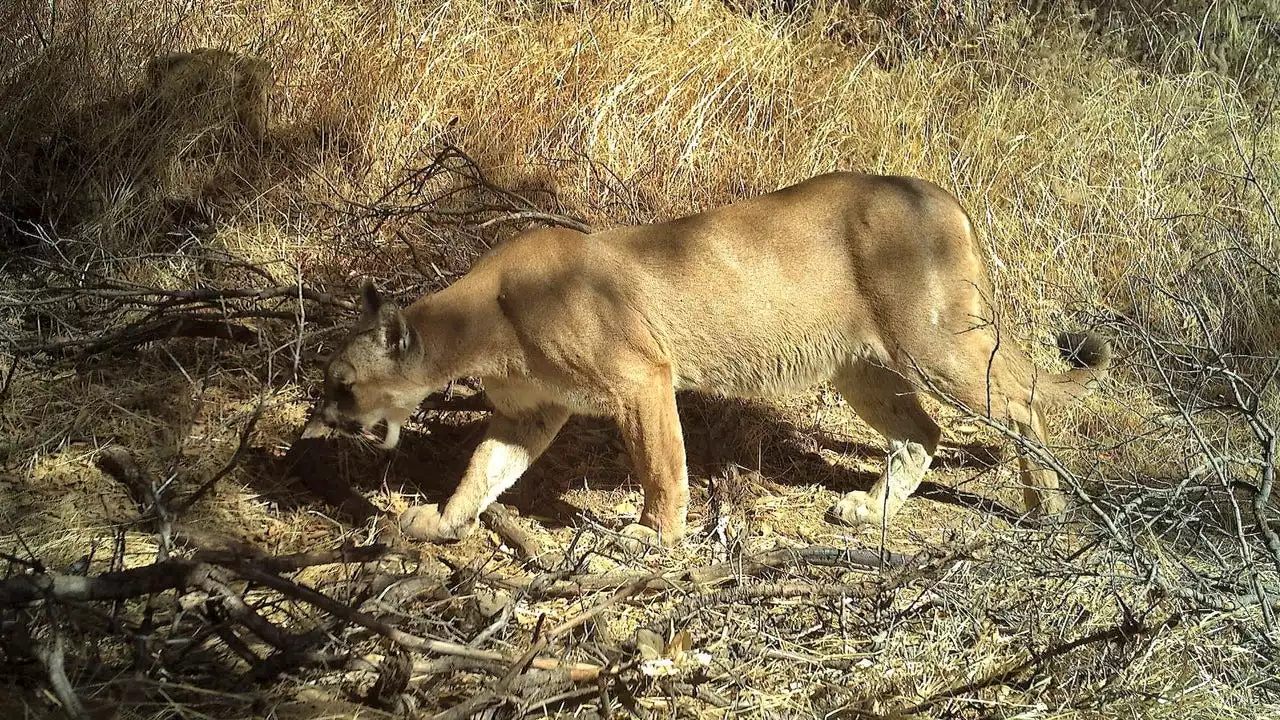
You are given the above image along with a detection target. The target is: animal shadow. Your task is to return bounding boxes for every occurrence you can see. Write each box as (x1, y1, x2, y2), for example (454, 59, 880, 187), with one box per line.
(256, 390, 1019, 537)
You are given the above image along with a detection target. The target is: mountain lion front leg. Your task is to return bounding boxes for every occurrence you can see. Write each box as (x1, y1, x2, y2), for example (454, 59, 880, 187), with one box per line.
(400, 405, 569, 542)
(615, 365, 689, 548)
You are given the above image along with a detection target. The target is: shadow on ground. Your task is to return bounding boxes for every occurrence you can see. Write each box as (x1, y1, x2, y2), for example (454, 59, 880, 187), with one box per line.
(252, 391, 1017, 539)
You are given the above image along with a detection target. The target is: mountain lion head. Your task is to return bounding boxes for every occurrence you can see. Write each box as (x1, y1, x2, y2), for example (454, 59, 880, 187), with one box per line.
(303, 283, 425, 449)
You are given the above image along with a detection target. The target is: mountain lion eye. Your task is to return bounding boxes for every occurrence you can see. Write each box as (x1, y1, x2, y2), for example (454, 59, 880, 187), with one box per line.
(330, 381, 354, 401)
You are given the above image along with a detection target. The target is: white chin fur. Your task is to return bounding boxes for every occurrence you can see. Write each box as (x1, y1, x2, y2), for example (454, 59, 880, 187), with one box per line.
(380, 421, 402, 450)
(300, 416, 330, 439)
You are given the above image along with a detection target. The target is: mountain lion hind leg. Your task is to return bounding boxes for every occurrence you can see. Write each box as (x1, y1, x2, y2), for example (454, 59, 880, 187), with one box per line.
(891, 332, 1111, 526)
(829, 362, 942, 527)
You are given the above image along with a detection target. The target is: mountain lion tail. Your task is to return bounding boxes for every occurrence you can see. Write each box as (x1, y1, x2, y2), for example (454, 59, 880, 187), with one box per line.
(1036, 331, 1112, 408)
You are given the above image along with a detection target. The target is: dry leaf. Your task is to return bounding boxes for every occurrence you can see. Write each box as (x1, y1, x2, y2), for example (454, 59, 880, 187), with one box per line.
(635, 628, 663, 661)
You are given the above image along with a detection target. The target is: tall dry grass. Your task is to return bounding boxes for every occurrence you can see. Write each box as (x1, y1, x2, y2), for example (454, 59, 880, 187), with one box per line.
(3, 0, 1275, 351)
(1, 0, 1277, 717)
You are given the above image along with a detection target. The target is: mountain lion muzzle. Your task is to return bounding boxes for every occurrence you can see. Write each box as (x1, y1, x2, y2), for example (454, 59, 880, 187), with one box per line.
(303, 172, 1110, 548)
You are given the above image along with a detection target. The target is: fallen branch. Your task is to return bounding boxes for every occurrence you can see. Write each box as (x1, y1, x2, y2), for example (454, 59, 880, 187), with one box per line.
(33, 634, 89, 720)
(481, 503, 554, 570)
(230, 563, 604, 680)
(474, 210, 593, 234)
(2, 559, 221, 605)
(0, 545, 388, 606)
(7, 283, 357, 312)
(194, 569, 300, 650)
(20, 315, 260, 355)
(666, 580, 876, 621)
(684, 544, 916, 585)
(197, 544, 390, 573)
(484, 544, 919, 597)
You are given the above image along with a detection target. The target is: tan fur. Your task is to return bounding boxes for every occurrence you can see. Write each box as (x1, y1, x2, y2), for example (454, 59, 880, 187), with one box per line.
(305, 172, 1111, 546)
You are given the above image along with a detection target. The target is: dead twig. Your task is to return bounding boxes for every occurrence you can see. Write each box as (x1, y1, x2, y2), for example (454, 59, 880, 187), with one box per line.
(172, 399, 267, 514)
(665, 580, 876, 621)
(0, 545, 388, 606)
(331, 141, 595, 247)
(481, 503, 554, 570)
(19, 315, 260, 355)
(229, 563, 603, 680)
(6, 283, 357, 312)
(483, 544, 918, 598)
(474, 210, 593, 234)
(193, 569, 300, 651)
(684, 544, 916, 584)
(33, 633, 89, 720)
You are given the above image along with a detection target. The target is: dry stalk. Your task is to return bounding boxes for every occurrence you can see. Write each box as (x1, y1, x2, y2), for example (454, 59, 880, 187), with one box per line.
(330, 141, 595, 244)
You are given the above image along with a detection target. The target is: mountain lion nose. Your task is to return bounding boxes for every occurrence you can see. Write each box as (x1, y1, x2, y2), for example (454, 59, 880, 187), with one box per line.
(300, 415, 330, 439)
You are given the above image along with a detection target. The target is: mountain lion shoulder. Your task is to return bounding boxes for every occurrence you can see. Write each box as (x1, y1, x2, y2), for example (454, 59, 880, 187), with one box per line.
(304, 171, 1110, 547)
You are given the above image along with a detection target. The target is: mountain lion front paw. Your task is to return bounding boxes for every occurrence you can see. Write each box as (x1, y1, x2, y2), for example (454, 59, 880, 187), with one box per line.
(610, 523, 662, 555)
(400, 504, 474, 542)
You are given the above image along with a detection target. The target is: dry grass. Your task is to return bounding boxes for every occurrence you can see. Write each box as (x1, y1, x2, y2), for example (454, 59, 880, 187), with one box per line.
(2, 0, 1278, 718)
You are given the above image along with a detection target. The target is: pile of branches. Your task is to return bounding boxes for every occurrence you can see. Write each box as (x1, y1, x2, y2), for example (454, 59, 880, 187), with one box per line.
(5, 419, 1276, 717)
(1, 251, 354, 360)
(0, 435, 933, 718)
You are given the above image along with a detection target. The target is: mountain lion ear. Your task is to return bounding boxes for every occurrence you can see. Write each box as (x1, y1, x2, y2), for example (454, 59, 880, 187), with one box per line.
(359, 281, 411, 353)
(360, 280, 383, 317)
(379, 302, 412, 354)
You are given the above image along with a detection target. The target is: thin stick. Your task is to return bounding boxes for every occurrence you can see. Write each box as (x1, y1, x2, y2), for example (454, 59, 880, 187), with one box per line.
(230, 564, 602, 680)
(34, 634, 89, 720)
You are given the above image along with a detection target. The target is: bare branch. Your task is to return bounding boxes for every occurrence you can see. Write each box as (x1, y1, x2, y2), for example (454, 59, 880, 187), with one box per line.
(228, 564, 604, 680)
(33, 633, 89, 720)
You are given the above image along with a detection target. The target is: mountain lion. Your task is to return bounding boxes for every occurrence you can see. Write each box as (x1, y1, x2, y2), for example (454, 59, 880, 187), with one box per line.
(303, 172, 1110, 547)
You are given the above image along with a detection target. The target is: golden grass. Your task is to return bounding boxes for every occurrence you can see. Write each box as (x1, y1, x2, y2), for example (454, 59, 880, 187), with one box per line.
(6, 1, 1274, 346)
(2, 0, 1278, 718)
